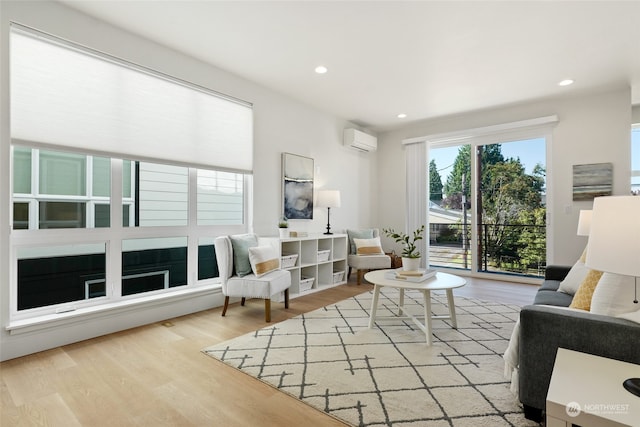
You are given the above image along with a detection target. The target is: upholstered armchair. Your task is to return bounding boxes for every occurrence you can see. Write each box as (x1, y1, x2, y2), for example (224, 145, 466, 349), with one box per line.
(214, 234, 291, 322)
(347, 229, 391, 285)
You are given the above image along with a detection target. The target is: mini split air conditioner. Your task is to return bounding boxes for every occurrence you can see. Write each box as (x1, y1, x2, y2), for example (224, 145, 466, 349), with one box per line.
(343, 128, 377, 152)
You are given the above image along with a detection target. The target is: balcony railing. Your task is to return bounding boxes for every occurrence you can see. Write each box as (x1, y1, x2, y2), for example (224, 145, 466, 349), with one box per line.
(429, 222, 546, 278)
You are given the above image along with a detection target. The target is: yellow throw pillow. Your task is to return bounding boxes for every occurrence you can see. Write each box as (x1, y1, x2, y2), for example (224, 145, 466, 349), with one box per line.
(569, 269, 603, 311)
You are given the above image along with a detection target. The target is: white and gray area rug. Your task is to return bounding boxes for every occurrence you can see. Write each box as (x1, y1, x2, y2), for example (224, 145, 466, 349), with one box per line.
(202, 288, 539, 426)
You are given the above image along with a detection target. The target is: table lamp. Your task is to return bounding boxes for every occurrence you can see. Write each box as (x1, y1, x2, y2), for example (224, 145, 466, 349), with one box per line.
(585, 196, 640, 397)
(576, 209, 592, 236)
(317, 190, 341, 235)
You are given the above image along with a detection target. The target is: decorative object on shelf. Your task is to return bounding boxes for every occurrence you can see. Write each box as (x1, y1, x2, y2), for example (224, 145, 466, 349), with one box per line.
(282, 152, 314, 219)
(278, 216, 289, 238)
(317, 190, 341, 235)
(585, 195, 640, 397)
(572, 163, 613, 201)
(383, 225, 425, 271)
(280, 253, 298, 268)
(300, 276, 315, 292)
(317, 249, 331, 262)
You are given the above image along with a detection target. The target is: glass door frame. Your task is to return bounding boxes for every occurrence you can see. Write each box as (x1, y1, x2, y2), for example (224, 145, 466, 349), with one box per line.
(421, 116, 557, 283)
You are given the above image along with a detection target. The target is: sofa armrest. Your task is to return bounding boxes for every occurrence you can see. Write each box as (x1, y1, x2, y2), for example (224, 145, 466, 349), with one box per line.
(518, 305, 640, 411)
(544, 265, 572, 281)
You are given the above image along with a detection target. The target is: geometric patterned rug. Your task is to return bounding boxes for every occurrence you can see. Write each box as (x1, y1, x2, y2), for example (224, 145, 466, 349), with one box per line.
(202, 288, 540, 426)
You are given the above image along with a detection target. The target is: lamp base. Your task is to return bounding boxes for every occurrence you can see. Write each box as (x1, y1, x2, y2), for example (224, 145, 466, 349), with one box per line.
(623, 378, 640, 397)
(324, 207, 333, 235)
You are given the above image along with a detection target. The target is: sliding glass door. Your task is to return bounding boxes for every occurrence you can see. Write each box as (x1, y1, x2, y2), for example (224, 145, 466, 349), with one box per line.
(429, 137, 546, 278)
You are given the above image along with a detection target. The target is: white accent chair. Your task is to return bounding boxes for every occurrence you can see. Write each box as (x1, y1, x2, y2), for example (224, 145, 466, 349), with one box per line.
(347, 228, 391, 285)
(214, 235, 291, 322)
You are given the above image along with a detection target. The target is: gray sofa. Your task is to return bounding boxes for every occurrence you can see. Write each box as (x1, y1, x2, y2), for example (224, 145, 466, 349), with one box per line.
(519, 265, 640, 421)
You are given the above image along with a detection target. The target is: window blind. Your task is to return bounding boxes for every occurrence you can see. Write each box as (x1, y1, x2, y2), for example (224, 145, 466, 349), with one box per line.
(10, 25, 253, 173)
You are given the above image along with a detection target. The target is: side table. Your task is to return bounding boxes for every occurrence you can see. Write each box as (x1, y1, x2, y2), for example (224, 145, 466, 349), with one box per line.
(546, 348, 640, 427)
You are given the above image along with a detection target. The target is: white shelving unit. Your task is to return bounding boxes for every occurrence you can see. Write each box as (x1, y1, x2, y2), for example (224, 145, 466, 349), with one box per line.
(262, 233, 348, 297)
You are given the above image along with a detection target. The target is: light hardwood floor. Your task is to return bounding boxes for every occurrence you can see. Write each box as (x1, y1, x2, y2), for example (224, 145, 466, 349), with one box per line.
(1, 275, 538, 426)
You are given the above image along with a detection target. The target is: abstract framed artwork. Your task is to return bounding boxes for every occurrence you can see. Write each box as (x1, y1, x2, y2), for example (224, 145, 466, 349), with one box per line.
(572, 163, 613, 201)
(282, 153, 314, 219)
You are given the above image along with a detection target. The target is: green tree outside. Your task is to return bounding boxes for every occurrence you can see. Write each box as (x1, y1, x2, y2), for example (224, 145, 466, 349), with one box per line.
(429, 159, 443, 202)
(436, 143, 546, 275)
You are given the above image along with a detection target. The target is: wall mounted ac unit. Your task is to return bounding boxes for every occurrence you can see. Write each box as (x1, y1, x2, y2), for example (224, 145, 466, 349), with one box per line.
(343, 128, 377, 152)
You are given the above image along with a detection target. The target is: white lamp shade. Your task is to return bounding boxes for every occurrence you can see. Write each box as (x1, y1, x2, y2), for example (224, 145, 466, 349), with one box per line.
(577, 210, 592, 236)
(585, 196, 640, 277)
(317, 190, 341, 208)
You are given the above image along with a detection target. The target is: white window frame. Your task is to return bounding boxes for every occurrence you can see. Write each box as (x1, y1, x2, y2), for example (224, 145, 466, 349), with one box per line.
(10, 148, 251, 323)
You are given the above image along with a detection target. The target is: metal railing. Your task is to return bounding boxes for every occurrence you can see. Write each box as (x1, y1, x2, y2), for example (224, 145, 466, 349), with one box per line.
(429, 222, 546, 278)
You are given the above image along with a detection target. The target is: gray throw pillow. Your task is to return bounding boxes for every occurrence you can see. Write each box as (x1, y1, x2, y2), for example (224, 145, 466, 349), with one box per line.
(347, 229, 374, 254)
(229, 234, 258, 277)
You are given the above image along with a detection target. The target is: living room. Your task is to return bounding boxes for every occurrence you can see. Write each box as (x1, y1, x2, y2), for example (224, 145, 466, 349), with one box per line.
(1, 1, 639, 425)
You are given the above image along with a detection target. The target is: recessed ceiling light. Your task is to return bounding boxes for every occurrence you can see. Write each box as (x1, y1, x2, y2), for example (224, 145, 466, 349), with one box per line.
(397, 113, 407, 119)
(558, 79, 574, 86)
(315, 66, 328, 74)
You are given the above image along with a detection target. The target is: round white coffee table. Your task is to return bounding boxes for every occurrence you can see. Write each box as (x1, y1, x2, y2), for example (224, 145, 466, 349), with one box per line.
(364, 270, 466, 345)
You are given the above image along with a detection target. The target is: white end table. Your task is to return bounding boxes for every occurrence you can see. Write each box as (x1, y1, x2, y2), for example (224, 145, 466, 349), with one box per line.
(364, 270, 466, 345)
(546, 348, 640, 427)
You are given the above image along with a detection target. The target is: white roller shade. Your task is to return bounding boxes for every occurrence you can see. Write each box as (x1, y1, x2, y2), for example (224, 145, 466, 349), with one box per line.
(10, 26, 253, 172)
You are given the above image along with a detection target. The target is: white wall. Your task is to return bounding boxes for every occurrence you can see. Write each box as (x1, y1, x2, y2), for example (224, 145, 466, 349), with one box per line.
(378, 88, 632, 267)
(0, 1, 379, 360)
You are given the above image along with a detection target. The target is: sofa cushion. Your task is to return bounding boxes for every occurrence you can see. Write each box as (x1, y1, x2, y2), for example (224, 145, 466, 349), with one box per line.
(590, 272, 638, 316)
(539, 279, 561, 292)
(225, 269, 291, 299)
(248, 245, 279, 278)
(229, 234, 258, 277)
(569, 269, 603, 311)
(533, 289, 574, 306)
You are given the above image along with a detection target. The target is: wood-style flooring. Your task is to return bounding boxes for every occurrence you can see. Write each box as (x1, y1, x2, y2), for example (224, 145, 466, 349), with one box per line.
(1, 274, 538, 426)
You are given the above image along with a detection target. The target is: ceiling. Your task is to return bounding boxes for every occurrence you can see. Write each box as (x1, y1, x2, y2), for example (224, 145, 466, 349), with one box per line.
(58, 0, 640, 132)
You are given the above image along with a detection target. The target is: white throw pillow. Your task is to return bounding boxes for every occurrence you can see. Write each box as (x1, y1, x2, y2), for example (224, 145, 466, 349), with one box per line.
(590, 273, 638, 316)
(248, 246, 279, 278)
(353, 237, 384, 256)
(558, 260, 590, 295)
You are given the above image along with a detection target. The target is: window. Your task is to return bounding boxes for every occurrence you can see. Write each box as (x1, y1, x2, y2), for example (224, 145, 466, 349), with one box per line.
(17, 244, 106, 311)
(429, 138, 546, 277)
(197, 170, 245, 225)
(133, 162, 188, 227)
(122, 237, 187, 296)
(12, 147, 109, 230)
(11, 146, 250, 315)
(9, 25, 253, 322)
